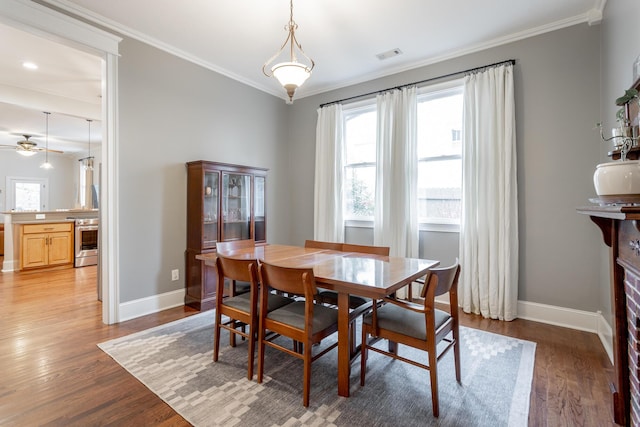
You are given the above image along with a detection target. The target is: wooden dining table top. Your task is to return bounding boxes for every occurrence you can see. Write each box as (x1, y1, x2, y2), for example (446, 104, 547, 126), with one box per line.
(198, 244, 439, 301)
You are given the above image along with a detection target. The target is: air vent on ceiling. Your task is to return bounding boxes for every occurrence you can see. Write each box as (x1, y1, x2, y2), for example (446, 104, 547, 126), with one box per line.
(376, 48, 403, 61)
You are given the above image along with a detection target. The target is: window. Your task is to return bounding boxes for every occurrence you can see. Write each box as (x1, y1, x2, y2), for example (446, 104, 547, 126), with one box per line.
(5, 176, 49, 211)
(417, 83, 463, 225)
(343, 102, 376, 220)
(341, 80, 463, 229)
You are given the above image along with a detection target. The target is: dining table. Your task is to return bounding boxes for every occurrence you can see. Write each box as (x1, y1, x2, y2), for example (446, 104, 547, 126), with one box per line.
(198, 244, 439, 397)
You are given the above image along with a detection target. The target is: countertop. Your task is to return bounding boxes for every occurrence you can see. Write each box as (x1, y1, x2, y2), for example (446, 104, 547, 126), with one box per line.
(11, 219, 77, 225)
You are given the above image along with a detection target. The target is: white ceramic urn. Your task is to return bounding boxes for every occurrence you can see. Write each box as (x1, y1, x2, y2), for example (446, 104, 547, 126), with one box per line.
(593, 160, 640, 196)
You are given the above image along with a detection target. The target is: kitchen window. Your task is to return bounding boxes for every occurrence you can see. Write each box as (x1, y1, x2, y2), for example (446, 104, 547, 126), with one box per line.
(5, 176, 49, 211)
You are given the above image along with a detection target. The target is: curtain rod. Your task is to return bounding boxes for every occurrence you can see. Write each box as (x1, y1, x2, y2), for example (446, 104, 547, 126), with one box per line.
(319, 59, 516, 108)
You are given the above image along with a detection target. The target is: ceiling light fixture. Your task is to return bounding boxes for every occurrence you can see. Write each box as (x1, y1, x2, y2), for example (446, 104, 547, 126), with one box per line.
(40, 112, 53, 169)
(22, 61, 38, 70)
(262, 0, 314, 103)
(16, 135, 37, 157)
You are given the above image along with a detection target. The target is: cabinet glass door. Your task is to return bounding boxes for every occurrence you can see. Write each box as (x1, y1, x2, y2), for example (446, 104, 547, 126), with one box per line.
(203, 171, 219, 248)
(222, 173, 251, 241)
(254, 175, 266, 242)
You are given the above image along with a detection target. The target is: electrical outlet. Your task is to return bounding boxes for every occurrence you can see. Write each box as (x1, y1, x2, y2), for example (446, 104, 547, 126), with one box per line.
(171, 269, 179, 281)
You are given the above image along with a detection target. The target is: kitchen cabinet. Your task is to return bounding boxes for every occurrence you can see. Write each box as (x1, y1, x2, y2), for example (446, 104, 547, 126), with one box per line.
(20, 222, 74, 269)
(185, 160, 268, 310)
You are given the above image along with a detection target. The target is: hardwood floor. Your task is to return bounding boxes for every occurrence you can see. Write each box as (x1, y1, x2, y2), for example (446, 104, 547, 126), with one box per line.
(0, 266, 616, 426)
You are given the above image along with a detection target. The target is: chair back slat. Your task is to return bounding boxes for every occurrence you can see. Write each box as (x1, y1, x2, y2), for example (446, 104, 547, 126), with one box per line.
(342, 243, 389, 256)
(216, 253, 257, 283)
(421, 260, 461, 299)
(305, 239, 389, 256)
(304, 240, 342, 251)
(259, 261, 318, 300)
(216, 239, 255, 253)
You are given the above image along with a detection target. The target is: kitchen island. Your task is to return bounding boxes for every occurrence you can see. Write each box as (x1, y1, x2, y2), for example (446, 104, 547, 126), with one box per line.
(1, 209, 98, 272)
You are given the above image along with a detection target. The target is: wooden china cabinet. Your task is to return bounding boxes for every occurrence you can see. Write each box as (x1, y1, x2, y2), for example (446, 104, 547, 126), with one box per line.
(185, 160, 267, 310)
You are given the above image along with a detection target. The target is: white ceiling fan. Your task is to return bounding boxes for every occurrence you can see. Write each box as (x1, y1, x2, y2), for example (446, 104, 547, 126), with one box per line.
(0, 134, 64, 156)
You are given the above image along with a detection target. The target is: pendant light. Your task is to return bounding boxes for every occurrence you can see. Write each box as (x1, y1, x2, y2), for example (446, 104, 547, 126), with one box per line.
(262, 0, 314, 103)
(40, 112, 53, 169)
(85, 119, 94, 171)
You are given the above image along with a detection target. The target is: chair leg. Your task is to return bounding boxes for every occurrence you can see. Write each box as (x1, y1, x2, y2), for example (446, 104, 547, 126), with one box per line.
(428, 350, 439, 417)
(453, 332, 461, 383)
(303, 342, 312, 407)
(349, 321, 356, 357)
(360, 325, 368, 386)
(230, 321, 237, 347)
(257, 324, 265, 384)
(213, 311, 221, 362)
(247, 321, 256, 380)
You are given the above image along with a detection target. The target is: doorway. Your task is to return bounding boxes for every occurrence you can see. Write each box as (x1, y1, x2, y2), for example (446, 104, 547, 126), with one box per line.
(0, 0, 120, 324)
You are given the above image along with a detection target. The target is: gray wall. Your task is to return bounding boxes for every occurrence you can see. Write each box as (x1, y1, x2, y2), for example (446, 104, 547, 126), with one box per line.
(599, 0, 640, 323)
(287, 23, 605, 314)
(117, 38, 290, 302)
(0, 152, 76, 212)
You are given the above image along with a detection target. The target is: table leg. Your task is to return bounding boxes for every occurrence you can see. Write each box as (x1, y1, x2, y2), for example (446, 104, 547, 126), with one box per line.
(337, 291, 350, 397)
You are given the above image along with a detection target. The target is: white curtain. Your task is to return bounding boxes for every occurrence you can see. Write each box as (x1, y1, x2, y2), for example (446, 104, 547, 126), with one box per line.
(314, 104, 344, 242)
(373, 87, 418, 258)
(460, 64, 518, 321)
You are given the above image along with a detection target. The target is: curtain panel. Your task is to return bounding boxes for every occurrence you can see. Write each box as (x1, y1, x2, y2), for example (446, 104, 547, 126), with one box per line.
(374, 87, 419, 258)
(314, 104, 345, 242)
(460, 64, 518, 321)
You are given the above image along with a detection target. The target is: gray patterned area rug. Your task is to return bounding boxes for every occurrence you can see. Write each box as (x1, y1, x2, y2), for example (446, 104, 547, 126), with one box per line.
(98, 311, 535, 427)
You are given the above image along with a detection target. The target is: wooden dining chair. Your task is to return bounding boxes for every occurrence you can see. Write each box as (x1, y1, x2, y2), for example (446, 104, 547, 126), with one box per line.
(214, 253, 293, 380)
(304, 239, 390, 358)
(360, 260, 461, 417)
(216, 239, 256, 296)
(256, 261, 339, 407)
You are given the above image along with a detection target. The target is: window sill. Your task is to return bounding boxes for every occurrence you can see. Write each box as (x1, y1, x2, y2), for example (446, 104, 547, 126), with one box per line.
(344, 220, 460, 233)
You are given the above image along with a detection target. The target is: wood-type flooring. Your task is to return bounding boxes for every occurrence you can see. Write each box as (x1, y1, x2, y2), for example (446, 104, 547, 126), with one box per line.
(0, 265, 615, 426)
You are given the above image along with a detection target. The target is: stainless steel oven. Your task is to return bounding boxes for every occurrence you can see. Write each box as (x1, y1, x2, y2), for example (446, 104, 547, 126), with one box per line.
(74, 218, 98, 267)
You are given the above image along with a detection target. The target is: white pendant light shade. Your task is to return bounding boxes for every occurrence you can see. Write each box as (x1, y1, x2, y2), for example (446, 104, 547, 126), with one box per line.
(40, 111, 53, 169)
(272, 62, 311, 87)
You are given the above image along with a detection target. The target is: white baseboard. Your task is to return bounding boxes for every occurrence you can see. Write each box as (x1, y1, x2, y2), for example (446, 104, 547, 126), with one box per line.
(596, 311, 614, 365)
(517, 301, 613, 364)
(2, 259, 17, 272)
(118, 288, 186, 322)
(434, 296, 615, 365)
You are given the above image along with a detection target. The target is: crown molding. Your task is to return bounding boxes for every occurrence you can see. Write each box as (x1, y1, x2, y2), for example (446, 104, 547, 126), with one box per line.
(40, 0, 601, 103)
(300, 13, 597, 99)
(42, 0, 283, 98)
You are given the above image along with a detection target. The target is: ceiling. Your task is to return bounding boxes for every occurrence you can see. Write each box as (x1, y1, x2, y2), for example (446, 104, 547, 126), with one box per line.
(0, 0, 603, 154)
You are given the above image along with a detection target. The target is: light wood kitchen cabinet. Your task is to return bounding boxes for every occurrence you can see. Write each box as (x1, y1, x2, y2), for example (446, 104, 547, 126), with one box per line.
(185, 160, 268, 310)
(20, 222, 74, 269)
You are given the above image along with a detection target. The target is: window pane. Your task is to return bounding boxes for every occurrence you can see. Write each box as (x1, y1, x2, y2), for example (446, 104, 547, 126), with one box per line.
(344, 165, 375, 218)
(418, 159, 461, 221)
(417, 85, 463, 224)
(345, 109, 376, 164)
(15, 182, 41, 211)
(417, 91, 463, 158)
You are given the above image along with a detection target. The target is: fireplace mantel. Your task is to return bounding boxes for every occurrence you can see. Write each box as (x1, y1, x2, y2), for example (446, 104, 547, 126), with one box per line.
(578, 204, 640, 426)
